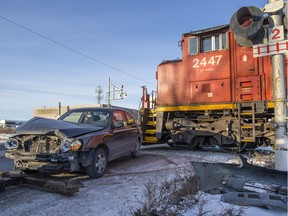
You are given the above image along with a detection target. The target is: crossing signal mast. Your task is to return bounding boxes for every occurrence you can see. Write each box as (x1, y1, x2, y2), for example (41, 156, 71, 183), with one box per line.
(106, 78, 128, 106)
(230, 0, 288, 171)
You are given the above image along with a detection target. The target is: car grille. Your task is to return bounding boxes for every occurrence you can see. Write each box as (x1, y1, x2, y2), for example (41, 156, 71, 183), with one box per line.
(20, 135, 62, 154)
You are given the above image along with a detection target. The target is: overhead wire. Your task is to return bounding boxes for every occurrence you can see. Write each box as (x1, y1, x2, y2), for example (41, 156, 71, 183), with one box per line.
(0, 15, 155, 86)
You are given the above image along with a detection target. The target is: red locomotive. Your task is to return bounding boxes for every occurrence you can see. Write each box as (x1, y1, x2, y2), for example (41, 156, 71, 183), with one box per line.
(141, 16, 288, 152)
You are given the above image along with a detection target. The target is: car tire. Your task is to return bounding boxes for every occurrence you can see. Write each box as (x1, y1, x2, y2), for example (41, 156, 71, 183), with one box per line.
(86, 148, 107, 179)
(131, 139, 140, 158)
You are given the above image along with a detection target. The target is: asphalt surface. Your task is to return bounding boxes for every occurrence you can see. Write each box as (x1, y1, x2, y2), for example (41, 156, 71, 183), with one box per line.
(0, 141, 14, 172)
(0, 142, 6, 151)
(0, 142, 235, 174)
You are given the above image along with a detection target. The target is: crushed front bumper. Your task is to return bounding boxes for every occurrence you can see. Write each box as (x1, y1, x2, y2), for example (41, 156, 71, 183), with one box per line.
(5, 150, 79, 172)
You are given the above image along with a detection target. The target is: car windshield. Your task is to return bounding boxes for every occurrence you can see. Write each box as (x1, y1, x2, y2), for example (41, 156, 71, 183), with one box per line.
(60, 110, 110, 128)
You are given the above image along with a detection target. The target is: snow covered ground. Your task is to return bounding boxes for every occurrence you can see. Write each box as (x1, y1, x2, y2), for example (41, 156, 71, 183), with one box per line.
(0, 134, 13, 141)
(0, 142, 287, 216)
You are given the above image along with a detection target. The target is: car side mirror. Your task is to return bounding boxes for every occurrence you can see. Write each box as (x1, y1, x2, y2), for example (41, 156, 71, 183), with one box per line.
(113, 121, 124, 128)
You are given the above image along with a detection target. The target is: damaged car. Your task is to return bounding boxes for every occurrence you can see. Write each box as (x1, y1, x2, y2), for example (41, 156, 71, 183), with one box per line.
(5, 107, 142, 178)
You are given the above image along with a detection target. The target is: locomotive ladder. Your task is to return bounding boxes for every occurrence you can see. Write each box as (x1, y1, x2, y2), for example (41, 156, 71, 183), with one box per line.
(140, 87, 158, 144)
(237, 102, 256, 143)
(141, 108, 157, 144)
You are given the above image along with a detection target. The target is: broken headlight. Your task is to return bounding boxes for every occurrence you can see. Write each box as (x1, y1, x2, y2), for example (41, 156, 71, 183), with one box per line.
(60, 139, 82, 153)
(5, 138, 19, 149)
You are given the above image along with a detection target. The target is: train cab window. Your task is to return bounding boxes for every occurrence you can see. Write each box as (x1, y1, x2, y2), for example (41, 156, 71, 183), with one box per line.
(201, 37, 212, 52)
(188, 37, 198, 55)
(215, 35, 220, 50)
(200, 32, 227, 52)
(219, 32, 227, 49)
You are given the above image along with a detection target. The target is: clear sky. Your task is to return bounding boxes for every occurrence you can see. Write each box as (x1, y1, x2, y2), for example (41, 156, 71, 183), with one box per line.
(0, 0, 266, 120)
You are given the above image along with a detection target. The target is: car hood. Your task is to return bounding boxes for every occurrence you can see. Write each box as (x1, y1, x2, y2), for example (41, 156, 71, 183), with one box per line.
(16, 117, 103, 138)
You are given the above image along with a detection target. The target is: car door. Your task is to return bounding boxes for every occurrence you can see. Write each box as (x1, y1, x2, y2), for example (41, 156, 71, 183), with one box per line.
(109, 110, 131, 159)
(123, 111, 139, 151)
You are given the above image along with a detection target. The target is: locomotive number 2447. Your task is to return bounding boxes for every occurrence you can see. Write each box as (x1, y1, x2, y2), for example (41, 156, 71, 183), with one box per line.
(192, 55, 222, 68)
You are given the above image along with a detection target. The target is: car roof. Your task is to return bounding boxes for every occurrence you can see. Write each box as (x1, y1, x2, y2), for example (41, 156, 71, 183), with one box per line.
(59, 107, 140, 121)
(66, 107, 132, 113)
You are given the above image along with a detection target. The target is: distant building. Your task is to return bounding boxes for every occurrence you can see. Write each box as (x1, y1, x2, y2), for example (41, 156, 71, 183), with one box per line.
(33, 104, 140, 121)
(33, 104, 109, 119)
(0, 119, 25, 128)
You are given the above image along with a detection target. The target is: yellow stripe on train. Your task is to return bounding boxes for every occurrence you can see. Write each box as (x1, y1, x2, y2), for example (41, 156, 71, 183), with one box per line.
(156, 101, 277, 112)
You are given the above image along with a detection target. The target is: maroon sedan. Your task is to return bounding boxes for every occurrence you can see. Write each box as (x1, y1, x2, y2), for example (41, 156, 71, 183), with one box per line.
(5, 107, 142, 178)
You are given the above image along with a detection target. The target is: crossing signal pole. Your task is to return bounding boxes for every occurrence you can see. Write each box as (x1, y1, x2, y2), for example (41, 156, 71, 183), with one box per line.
(267, 0, 287, 171)
(230, 0, 287, 171)
(106, 78, 128, 106)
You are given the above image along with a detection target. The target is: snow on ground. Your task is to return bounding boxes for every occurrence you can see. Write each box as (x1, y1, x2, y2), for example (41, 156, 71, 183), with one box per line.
(184, 193, 286, 216)
(0, 134, 13, 141)
(0, 142, 287, 216)
(0, 153, 192, 216)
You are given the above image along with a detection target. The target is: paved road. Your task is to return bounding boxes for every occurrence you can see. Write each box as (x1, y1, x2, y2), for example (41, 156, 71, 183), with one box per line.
(0, 142, 237, 174)
(0, 142, 6, 151)
(0, 140, 13, 169)
(0, 142, 13, 172)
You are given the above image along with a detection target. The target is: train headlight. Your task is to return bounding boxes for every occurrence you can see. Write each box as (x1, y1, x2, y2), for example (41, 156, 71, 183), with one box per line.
(60, 139, 82, 152)
(5, 139, 19, 149)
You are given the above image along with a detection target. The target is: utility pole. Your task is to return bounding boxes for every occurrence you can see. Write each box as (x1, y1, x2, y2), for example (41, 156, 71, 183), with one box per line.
(266, 0, 288, 171)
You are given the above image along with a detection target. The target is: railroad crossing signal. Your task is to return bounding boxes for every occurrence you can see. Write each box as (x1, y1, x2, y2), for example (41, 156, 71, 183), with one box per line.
(229, 2, 287, 48)
(229, 6, 265, 47)
(253, 39, 288, 57)
(107, 78, 128, 106)
(230, 0, 288, 172)
(253, 25, 287, 57)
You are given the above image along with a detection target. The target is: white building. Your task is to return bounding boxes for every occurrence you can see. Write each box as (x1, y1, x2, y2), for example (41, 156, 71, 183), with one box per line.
(0, 119, 25, 128)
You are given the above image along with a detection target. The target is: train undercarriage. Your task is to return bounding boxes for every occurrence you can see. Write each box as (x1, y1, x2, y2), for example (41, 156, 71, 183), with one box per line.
(141, 101, 276, 152)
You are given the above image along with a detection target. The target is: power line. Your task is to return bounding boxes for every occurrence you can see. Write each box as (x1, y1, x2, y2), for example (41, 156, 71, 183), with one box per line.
(0, 15, 155, 86)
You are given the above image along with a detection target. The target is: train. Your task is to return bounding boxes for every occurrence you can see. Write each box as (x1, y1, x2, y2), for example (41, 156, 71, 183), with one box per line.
(140, 15, 288, 152)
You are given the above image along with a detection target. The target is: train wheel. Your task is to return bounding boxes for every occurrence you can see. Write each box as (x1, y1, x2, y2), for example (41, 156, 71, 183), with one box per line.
(219, 131, 247, 153)
(188, 137, 201, 150)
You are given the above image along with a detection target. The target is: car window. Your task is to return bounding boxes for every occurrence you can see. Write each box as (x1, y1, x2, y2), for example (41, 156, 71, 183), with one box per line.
(61, 111, 83, 123)
(113, 110, 127, 127)
(60, 110, 110, 128)
(82, 111, 110, 127)
(125, 112, 135, 126)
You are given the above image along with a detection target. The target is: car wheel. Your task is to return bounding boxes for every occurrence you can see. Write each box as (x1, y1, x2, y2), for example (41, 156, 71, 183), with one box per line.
(86, 148, 107, 179)
(131, 139, 140, 158)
